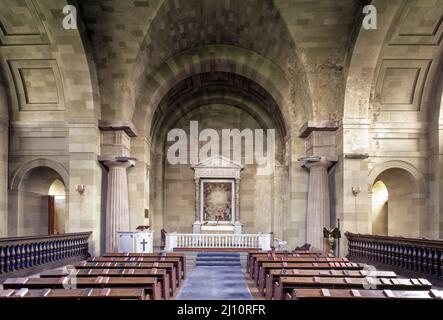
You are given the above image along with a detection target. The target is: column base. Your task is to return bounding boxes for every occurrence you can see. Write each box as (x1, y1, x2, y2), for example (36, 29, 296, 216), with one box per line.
(234, 222, 243, 234)
(193, 221, 202, 234)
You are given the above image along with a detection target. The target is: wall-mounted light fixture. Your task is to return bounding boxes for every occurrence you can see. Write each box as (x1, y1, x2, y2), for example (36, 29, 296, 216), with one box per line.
(76, 184, 85, 195)
(352, 186, 361, 197)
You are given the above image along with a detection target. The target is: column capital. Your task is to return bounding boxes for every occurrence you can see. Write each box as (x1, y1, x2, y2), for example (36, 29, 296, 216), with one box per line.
(103, 159, 135, 169)
(300, 156, 334, 170)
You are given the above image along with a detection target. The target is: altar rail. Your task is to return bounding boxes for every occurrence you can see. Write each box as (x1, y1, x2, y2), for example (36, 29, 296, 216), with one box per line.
(346, 232, 443, 279)
(165, 233, 271, 251)
(0, 232, 91, 280)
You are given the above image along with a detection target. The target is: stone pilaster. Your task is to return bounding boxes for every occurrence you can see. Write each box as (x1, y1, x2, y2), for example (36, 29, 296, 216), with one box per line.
(0, 118, 8, 236)
(303, 157, 332, 252)
(235, 178, 240, 222)
(193, 178, 201, 233)
(234, 178, 242, 234)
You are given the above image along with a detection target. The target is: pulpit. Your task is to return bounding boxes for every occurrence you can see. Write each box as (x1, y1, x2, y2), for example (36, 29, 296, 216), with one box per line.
(117, 231, 154, 253)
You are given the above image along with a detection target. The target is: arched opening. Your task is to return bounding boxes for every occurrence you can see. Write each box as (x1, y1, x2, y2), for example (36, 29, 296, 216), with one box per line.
(371, 168, 421, 237)
(148, 71, 288, 244)
(17, 167, 67, 236)
(48, 179, 67, 234)
(371, 180, 388, 235)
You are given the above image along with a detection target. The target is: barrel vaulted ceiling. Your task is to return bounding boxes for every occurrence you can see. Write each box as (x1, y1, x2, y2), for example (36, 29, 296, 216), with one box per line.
(0, 0, 441, 128)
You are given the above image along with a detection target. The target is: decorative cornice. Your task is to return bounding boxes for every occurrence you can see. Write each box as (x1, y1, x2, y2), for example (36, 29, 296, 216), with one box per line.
(98, 120, 138, 137)
(298, 120, 339, 138)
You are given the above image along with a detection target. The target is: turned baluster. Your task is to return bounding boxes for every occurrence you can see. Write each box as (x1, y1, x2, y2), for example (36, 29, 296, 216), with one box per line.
(43, 242, 49, 264)
(28, 243, 34, 267)
(417, 247, 424, 273)
(16, 245, 23, 270)
(399, 245, 405, 268)
(392, 244, 398, 267)
(36, 242, 42, 265)
(428, 248, 435, 275)
(380, 243, 385, 264)
(23, 244, 29, 268)
(432, 249, 438, 276)
(60, 240, 66, 259)
(387, 243, 393, 265)
(439, 250, 443, 278)
(0, 247, 4, 274)
(82, 237, 88, 256)
(351, 239, 356, 257)
(73, 239, 78, 256)
(11, 246, 17, 271)
(412, 247, 418, 272)
(5, 246, 11, 272)
(54, 241, 59, 261)
(69, 239, 74, 257)
(377, 242, 382, 263)
(367, 241, 372, 261)
(422, 247, 429, 274)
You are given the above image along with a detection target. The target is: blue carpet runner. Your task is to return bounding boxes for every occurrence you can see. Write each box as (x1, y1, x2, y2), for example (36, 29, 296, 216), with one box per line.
(176, 252, 252, 300)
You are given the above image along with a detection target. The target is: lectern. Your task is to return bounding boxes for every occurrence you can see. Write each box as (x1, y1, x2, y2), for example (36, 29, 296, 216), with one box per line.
(117, 231, 154, 253)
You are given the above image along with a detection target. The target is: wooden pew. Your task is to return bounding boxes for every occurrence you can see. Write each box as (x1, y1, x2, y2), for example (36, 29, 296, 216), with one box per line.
(73, 262, 177, 292)
(257, 262, 365, 293)
(273, 276, 432, 300)
(253, 256, 348, 281)
(3, 276, 161, 300)
(103, 252, 186, 278)
(88, 256, 183, 282)
(0, 288, 145, 300)
(264, 269, 397, 299)
(247, 251, 323, 274)
(286, 288, 443, 300)
(254, 257, 352, 284)
(39, 268, 172, 299)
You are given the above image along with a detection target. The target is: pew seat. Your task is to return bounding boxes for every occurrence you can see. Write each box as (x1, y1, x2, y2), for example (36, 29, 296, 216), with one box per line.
(264, 269, 397, 299)
(287, 288, 443, 300)
(39, 268, 172, 299)
(274, 276, 432, 300)
(3, 276, 162, 300)
(0, 288, 146, 300)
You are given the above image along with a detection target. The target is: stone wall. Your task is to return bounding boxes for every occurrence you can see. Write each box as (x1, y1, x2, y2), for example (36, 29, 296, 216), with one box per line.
(152, 104, 285, 242)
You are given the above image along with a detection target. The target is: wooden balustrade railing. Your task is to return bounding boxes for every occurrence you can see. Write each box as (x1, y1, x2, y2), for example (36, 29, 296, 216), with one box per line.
(0, 232, 91, 280)
(345, 232, 443, 279)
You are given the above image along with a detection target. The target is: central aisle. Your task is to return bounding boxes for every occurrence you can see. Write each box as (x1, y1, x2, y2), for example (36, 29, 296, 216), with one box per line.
(176, 252, 253, 300)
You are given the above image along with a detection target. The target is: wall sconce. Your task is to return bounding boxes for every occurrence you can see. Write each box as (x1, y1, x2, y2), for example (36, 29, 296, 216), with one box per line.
(76, 184, 85, 195)
(352, 186, 361, 197)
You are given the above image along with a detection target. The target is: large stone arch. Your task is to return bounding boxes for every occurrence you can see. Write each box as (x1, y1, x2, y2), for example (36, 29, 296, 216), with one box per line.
(131, 45, 310, 136)
(10, 159, 69, 192)
(103, 0, 304, 122)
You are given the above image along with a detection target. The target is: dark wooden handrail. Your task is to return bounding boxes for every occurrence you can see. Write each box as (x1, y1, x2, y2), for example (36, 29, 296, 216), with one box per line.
(346, 232, 443, 280)
(0, 232, 92, 280)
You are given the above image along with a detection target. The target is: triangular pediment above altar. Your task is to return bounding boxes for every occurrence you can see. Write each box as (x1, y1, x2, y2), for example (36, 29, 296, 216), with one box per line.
(192, 155, 244, 170)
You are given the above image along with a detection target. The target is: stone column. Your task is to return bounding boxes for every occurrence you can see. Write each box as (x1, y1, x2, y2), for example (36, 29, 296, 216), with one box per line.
(192, 178, 201, 233)
(105, 160, 133, 252)
(304, 157, 332, 252)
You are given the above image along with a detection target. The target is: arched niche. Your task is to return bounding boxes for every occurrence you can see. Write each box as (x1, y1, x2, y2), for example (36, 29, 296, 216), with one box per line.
(9, 160, 69, 236)
(369, 161, 425, 238)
